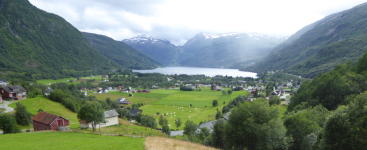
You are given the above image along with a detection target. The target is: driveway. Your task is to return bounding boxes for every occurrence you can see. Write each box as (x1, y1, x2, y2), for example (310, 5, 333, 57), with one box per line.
(170, 130, 184, 136)
(0, 100, 15, 113)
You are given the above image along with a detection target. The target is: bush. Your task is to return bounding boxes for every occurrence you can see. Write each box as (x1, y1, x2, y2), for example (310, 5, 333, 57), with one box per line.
(212, 100, 218, 107)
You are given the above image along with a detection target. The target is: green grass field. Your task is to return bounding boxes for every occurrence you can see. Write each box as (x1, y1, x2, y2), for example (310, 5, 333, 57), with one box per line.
(277, 104, 288, 119)
(9, 95, 80, 129)
(37, 75, 104, 85)
(92, 87, 249, 130)
(0, 132, 145, 150)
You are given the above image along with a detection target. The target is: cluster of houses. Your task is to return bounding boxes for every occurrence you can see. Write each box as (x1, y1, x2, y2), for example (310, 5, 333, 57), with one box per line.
(120, 89, 151, 93)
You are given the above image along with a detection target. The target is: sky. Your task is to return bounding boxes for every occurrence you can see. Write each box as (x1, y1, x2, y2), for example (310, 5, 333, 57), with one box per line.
(29, 0, 367, 46)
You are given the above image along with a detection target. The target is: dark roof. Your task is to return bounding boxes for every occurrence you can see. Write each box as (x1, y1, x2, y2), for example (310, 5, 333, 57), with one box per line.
(130, 108, 140, 116)
(45, 89, 54, 93)
(119, 101, 130, 104)
(0, 79, 7, 82)
(2, 85, 26, 93)
(32, 111, 67, 124)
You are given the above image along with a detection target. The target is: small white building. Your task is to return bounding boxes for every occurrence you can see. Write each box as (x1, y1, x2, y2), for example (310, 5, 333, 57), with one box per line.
(80, 110, 119, 129)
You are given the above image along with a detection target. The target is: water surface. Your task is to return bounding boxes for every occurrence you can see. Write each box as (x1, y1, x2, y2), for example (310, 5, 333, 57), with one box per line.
(133, 67, 257, 78)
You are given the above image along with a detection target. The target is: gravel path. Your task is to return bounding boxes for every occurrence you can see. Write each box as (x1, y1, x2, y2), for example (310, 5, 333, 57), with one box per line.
(0, 100, 15, 113)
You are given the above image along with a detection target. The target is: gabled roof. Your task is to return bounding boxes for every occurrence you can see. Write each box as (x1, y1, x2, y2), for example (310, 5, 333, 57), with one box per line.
(104, 109, 119, 118)
(130, 108, 140, 116)
(45, 89, 54, 93)
(2, 85, 26, 93)
(32, 111, 67, 125)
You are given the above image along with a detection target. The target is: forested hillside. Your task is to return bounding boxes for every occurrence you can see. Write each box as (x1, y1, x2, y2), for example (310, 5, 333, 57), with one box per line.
(0, 0, 120, 75)
(83, 32, 161, 69)
(242, 2, 367, 78)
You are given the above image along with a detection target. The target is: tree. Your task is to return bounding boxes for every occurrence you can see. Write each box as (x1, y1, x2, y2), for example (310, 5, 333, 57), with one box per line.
(198, 127, 210, 140)
(211, 119, 225, 148)
(215, 111, 222, 120)
(321, 92, 367, 149)
(222, 90, 226, 95)
(0, 114, 20, 134)
(183, 120, 197, 136)
(162, 125, 171, 135)
(159, 115, 165, 127)
(106, 97, 111, 105)
(212, 100, 218, 107)
(140, 115, 158, 131)
(135, 113, 143, 123)
(227, 90, 232, 95)
(269, 96, 281, 106)
(175, 118, 182, 128)
(77, 101, 105, 132)
(222, 106, 230, 114)
(15, 102, 32, 126)
(254, 89, 258, 98)
(224, 98, 290, 150)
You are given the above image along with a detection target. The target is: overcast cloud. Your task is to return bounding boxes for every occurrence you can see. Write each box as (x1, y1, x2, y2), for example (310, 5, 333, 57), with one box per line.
(29, 0, 367, 45)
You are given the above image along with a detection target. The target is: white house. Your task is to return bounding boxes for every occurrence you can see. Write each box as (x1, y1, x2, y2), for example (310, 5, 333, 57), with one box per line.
(0, 79, 8, 87)
(80, 109, 119, 129)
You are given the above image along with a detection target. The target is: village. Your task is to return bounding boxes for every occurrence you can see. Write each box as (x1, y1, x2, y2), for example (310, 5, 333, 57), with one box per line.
(0, 71, 302, 135)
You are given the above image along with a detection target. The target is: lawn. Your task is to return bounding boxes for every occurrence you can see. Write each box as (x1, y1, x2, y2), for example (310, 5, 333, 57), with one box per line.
(8, 95, 80, 129)
(0, 132, 145, 150)
(90, 93, 159, 105)
(81, 119, 165, 137)
(277, 104, 288, 119)
(37, 78, 77, 85)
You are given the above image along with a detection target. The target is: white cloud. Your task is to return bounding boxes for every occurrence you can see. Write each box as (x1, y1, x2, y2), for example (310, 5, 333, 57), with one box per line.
(29, 0, 367, 45)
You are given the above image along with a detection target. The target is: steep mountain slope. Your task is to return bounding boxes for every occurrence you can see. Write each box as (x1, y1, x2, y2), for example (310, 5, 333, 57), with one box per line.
(0, 0, 120, 73)
(179, 33, 286, 68)
(83, 32, 161, 69)
(122, 35, 177, 65)
(123, 33, 286, 68)
(242, 2, 367, 78)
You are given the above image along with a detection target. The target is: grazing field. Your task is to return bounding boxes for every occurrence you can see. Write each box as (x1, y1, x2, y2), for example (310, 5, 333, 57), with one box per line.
(90, 92, 160, 105)
(37, 75, 104, 85)
(9, 95, 80, 129)
(0, 132, 145, 150)
(145, 137, 218, 150)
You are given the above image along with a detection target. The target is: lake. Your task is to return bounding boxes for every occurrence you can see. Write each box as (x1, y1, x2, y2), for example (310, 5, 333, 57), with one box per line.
(133, 67, 257, 78)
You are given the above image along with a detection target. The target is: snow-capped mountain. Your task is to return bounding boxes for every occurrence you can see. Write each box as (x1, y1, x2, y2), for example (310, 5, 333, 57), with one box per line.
(123, 34, 172, 45)
(122, 33, 286, 68)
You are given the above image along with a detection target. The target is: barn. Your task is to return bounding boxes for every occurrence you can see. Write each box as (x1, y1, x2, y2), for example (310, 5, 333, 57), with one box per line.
(32, 111, 69, 131)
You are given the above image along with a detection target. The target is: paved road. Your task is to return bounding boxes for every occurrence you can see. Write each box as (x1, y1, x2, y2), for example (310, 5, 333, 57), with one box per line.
(0, 100, 15, 113)
(170, 130, 184, 136)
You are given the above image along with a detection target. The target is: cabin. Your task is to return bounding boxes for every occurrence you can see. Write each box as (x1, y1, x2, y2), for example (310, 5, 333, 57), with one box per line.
(44, 88, 54, 96)
(117, 97, 131, 105)
(0, 79, 8, 87)
(32, 111, 69, 131)
(80, 110, 119, 129)
(151, 85, 158, 89)
(0, 85, 27, 100)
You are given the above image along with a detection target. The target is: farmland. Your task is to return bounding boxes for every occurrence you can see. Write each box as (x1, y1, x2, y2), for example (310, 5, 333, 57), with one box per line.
(0, 132, 145, 150)
(93, 87, 248, 130)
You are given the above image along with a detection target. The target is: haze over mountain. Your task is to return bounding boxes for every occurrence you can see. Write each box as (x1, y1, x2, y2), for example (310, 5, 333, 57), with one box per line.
(123, 33, 287, 68)
(242, 2, 367, 78)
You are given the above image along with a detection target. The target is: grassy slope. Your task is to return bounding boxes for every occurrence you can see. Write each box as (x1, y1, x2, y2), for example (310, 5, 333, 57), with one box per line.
(9, 95, 80, 129)
(0, 132, 145, 150)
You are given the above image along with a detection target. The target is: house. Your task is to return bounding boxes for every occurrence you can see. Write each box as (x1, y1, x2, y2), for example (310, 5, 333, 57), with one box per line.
(142, 89, 151, 93)
(136, 89, 142, 93)
(0, 85, 27, 100)
(118, 86, 124, 90)
(131, 89, 136, 93)
(0, 79, 8, 87)
(107, 87, 113, 90)
(44, 88, 54, 96)
(102, 89, 108, 93)
(221, 84, 228, 87)
(151, 85, 158, 89)
(283, 84, 287, 87)
(96, 87, 102, 90)
(175, 83, 180, 87)
(130, 108, 141, 119)
(121, 89, 128, 93)
(80, 109, 119, 129)
(117, 97, 131, 105)
(32, 111, 69, 131)
(251, 91, 256, 95)
(97, 90, 102, 94)
(287, 82, 293, 88)
(285, 89, 292, 93)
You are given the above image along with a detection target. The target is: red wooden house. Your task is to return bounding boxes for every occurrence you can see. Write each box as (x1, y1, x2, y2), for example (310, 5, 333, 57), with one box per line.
(251, 91, 255, 95)
(118, 86, 124, 90)
(32, 111, 69, 131)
